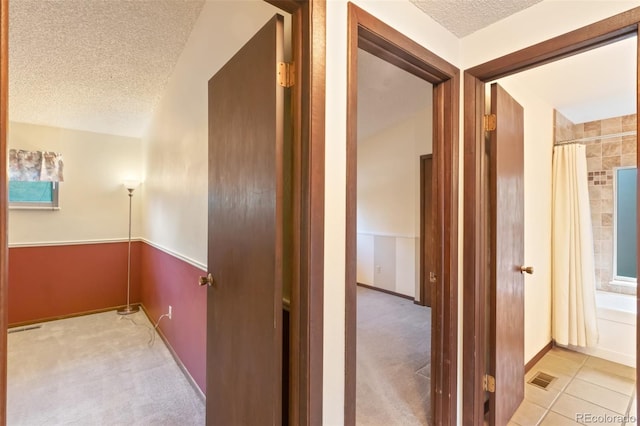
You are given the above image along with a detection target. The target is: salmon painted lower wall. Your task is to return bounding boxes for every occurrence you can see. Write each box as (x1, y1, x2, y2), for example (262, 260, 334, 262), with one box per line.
(8, 241, 141, 325)
(139, 242, 207, 394)
(8, 240, 206, 395)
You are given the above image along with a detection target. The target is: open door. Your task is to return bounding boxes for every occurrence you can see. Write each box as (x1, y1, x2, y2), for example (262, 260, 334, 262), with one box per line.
(487, 83, 525, 425)
(206, 14, 285, 425)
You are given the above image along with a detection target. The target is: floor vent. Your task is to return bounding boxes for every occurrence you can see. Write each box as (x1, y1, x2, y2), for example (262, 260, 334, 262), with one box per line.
(8, 325, 42, 334)
(528, 371, 555, 390)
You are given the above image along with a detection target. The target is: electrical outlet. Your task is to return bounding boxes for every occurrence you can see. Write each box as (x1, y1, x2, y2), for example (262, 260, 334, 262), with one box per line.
(168, 305, 172, 320)
(376, 265, 381, 273)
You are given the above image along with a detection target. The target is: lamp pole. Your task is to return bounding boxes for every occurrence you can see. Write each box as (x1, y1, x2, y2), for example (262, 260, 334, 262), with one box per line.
(118, 184, 139, 315)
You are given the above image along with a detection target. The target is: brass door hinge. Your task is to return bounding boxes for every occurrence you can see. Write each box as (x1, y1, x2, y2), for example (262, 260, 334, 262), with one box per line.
(483, 374, 496, 393)
(278, 62, 295, 87)
(484, 114, 497, 132)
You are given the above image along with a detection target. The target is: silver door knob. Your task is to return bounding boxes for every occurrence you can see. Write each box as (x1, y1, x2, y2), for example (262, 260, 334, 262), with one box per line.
(199, 273, 214, 287)
(520, 266, 534, 275)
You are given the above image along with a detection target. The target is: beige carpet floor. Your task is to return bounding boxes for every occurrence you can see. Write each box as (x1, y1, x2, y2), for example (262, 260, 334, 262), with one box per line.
(7, 310, 205, 425)
(356, 286, 431, 426)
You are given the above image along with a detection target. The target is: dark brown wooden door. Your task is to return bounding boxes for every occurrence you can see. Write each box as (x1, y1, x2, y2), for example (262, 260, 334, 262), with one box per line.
(207, 14, 284, 426)
(420, 154, 434, 307)
(488, 83, 525, 426)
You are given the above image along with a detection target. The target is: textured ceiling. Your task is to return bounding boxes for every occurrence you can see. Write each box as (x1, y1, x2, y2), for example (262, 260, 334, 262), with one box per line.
(9, 0, 205, 138)
(410, 0, 544, 37)
(9, 0, 630, 140)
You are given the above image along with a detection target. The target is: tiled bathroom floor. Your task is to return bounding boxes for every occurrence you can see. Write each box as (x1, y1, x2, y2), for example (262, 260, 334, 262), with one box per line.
(509, 347, 636, 425)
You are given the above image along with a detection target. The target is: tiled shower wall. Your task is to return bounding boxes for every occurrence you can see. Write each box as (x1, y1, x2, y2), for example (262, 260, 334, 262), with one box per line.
(554, 111, 637, 295)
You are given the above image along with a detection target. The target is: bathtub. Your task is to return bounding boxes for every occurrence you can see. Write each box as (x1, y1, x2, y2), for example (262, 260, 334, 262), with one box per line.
(570, 291, 636, 367)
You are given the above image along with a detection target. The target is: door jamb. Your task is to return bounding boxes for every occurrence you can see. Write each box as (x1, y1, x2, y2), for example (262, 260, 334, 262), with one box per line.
(264, 1, 327, 424)
(345, 4, 460, 425)
(462, 7, 640, 424)
(420, 154, 433, 307)
(0, 0, 7, 423)
(0, 1, 325, 424)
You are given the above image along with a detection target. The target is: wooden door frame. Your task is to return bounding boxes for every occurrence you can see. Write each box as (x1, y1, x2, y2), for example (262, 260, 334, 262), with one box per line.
(345, 4, 459, 425)
(462, 7, 640, 424)
(0, 0, 7, 424)
(266, 2, 325, 424)
(0, 1, 325, 424)
(420, 154, 433, 307)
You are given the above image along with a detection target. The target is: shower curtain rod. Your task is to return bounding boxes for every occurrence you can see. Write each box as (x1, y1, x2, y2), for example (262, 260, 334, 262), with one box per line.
(555, 130, 636, 146)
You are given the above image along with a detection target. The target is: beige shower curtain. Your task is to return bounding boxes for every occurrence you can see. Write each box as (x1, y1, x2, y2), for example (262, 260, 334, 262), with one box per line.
(552, 144, 598, 347)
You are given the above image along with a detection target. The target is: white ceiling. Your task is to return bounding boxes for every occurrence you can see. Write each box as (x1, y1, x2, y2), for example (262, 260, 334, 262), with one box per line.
(500, 36, 637, 124)
(358, 49, 432, 140)
(410, 0, 544, 37)
(9, 0, 205, 138)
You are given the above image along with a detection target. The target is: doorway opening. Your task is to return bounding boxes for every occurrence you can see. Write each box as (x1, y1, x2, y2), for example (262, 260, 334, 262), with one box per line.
(490, 34, 638, 424)
(345, 4, 459, 425)
(355, 47, 434, 423)
(463, 7, 640, 425)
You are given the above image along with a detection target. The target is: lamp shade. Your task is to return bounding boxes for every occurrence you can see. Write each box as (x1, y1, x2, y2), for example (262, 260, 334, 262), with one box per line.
(123, 179, 140, 191)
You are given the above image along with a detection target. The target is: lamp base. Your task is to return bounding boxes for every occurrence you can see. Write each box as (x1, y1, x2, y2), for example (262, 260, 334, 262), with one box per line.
(117, 305, 140, 315)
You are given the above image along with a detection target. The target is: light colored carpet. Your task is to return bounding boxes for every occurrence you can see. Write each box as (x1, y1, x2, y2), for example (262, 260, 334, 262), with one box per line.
(356, 286, 431, 426)
(7, 310, 205, 426)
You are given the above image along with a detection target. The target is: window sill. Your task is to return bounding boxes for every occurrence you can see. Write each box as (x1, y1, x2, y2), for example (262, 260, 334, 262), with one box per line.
(9, 206, 61, 211)
(609, 279, 637, 288)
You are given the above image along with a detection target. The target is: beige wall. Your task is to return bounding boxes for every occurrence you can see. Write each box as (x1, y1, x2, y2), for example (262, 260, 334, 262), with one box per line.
(8, 121, 142, 245)
(141, 1, 286, 267)
(357, 108, 432, 298)
(556, 111, 638, 296)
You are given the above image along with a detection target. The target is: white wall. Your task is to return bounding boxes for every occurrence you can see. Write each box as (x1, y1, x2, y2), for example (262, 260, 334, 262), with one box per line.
(324, 1, 460, 423)
(8, 121, 142, 245)
(357, 108, 432, 298)
(358, 108, 432, 238)
(141, 0, 285, 266)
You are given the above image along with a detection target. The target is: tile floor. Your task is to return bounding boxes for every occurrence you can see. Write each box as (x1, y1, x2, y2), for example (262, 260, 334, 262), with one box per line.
(509, 347, 636, 425)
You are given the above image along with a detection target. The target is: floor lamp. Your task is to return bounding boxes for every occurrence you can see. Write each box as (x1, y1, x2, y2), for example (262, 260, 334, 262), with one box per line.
(118, 180, 140, 315)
